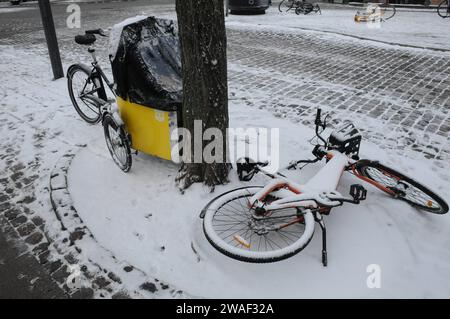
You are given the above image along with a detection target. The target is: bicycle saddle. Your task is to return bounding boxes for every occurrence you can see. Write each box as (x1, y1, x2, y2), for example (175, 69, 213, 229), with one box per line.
(75, 34, 96, 45)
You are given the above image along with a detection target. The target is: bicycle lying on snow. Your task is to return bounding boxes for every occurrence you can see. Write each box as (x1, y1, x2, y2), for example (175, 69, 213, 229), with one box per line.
(437, 0, 450, 18)
(200, 109, 448, 266)
(278, 0, 321, 15)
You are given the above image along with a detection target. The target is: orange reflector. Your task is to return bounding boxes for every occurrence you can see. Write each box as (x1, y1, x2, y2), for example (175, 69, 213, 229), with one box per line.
(427, 200, 433, 208)
(233, 235, 250, 249)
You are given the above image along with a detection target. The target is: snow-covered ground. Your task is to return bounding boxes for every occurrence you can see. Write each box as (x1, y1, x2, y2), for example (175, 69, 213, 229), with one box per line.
(1, 2, 450, 298)
(0, 6, 35, 14)
(227, 5, 450, 51)
(67, 97, 450, 298)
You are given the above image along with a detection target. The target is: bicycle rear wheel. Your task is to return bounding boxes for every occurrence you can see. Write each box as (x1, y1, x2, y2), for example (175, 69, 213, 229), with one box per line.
(380, 4, 396, 20)
(354, 161, 448, 214)
(279, 0, 295, 12)
(438, 0, 450, 18)
(67, 65, 102, 124)
(202, 187, 315, 263)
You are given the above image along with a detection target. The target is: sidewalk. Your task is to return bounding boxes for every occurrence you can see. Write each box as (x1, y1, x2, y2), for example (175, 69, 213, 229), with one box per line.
(1, 0, 449, 298)
(0, 219, 67, 299)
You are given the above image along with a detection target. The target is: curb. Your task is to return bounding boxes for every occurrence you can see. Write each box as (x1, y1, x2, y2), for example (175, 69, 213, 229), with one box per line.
(49, 147, 187, 299)
(227, 22, 450, 53)
(288, 26, 450, 53)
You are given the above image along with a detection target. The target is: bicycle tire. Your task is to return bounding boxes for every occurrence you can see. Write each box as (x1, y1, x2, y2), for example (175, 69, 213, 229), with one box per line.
(279, 0, 295, 12)
(437, 0, 450, 18)
(103, 113, 132, 172)
(202, 187, 315, 263)
(379, 4, 396, 20)
(354, 161, 448, 214)
(295, 6, 303, 15)
(67, 64, 102, 124)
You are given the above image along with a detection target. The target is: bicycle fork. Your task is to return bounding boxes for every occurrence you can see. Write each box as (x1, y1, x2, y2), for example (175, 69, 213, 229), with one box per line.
(313, 212, 327, 267)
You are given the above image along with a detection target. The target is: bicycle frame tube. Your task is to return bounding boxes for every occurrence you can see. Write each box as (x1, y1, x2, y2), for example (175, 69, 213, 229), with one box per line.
(88, 64, 115, 101)
(95, 64, 116, 97)
(250, 150, 351, 206)
(305, 151, 349, 192)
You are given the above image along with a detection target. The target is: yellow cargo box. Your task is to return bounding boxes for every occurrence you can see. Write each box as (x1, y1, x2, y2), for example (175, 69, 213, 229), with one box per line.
(117, 97, 178, 161)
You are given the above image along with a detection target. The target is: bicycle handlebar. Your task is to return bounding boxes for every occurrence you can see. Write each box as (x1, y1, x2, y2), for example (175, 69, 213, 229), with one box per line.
(85, 29, 107, 37)
(315, 108, 322, 127)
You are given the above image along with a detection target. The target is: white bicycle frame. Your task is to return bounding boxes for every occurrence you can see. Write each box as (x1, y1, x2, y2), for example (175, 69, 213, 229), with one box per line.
(250, 150, 357, 212)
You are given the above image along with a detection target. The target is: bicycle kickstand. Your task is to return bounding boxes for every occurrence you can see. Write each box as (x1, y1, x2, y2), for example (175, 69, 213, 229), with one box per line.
(314, 212, 327, 267)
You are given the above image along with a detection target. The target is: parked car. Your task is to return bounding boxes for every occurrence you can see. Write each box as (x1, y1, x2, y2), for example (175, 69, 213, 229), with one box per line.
(229, 0, 271, 14)
(10, 0, 28, 5)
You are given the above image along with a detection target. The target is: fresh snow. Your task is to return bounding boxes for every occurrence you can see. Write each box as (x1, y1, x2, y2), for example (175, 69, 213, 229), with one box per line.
(108, 15, 148, 59)
(226, 5, 450, 51)
(1, 3, 450, 298)
(68, 97, 450, 298)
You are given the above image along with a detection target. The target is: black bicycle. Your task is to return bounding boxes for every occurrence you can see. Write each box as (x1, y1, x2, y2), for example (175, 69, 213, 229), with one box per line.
(438, 0, 450, 18)
(278, 0, 321, 15)
(68, 29, 132, 172)
(67, 29, 116, 124)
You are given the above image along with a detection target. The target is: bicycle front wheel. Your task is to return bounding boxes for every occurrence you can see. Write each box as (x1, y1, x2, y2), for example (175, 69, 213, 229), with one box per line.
(202, 187, 315, 263)
(354, 161, 448, 214)
(380, 4, 396, 20)
(103, 114, 132, 172)
(438, 0, 450, 18)
(67, 65, 102, 124)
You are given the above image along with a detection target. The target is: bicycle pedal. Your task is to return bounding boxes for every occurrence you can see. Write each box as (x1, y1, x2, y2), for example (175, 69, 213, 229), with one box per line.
(349, 184, 367, 201)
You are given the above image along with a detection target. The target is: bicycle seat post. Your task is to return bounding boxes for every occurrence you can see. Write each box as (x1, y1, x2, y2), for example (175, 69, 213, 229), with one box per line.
(88, 47, 97, 64)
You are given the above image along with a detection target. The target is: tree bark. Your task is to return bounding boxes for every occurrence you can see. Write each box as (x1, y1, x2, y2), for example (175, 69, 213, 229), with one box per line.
(175, 0, 230, 190)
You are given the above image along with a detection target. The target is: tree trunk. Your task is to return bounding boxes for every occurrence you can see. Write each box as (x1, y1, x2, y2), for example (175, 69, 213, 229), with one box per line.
(175, 0, 230, 190)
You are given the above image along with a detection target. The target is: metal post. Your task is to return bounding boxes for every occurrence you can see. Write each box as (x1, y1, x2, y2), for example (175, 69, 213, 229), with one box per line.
(38, 0, 64, 79)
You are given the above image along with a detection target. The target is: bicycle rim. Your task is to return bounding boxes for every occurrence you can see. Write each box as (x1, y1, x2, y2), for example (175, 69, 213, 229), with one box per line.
(69, 69, 101, 123)
(356, 162, 448, 214)
(437, 0, 450, 18)
(203, 188, 315, 263)
(380, 5, 396, 20)
(104, 116, 131, 172)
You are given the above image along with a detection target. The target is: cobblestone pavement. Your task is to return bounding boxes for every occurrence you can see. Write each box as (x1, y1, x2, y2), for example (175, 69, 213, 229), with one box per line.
(226, 28, 450, 161)
(1, 0, 449, 297)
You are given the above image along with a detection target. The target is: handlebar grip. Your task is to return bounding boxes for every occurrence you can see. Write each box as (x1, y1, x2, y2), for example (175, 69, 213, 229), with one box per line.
(315, 109, 322, 126)
(86, 29, 106, 36)
(85, 29, 100, 34)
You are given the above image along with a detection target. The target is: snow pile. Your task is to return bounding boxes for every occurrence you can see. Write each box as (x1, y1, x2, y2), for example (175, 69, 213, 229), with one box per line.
(68, 99, 450, 298)
(109, 15, 147, 59)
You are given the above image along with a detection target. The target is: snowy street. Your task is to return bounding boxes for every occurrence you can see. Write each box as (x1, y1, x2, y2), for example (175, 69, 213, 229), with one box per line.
(0, 0, 450, 298)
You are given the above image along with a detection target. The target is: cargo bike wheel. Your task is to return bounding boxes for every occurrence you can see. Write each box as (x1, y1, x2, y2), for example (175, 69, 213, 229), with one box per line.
(103, 114, 132, 172)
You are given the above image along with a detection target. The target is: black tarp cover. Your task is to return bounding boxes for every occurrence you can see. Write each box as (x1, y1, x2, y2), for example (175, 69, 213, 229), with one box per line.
(111, 17, 182, 112)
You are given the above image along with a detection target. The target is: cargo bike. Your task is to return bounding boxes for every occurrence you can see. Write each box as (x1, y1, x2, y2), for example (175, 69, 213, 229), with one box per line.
(67, 17, 182, 172)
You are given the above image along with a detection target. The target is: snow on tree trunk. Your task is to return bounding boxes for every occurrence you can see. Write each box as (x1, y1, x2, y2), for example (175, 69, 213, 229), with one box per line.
(175, 0, 230, 190)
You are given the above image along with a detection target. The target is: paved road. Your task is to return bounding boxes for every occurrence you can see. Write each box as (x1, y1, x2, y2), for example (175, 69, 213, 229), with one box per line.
(0, 0, 177, 299)
(0, 218, 66, 299)
(0, 0, 449, 298)
(1, 0, 447, 158)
